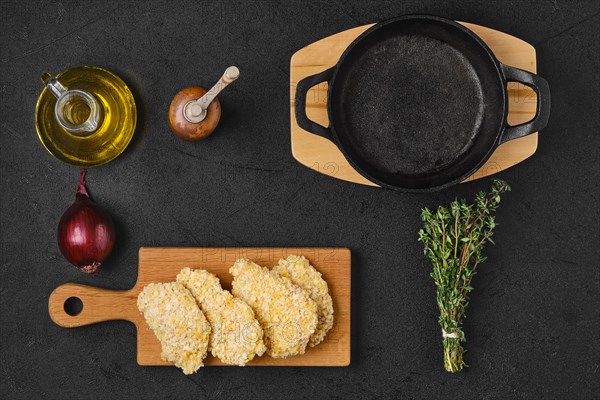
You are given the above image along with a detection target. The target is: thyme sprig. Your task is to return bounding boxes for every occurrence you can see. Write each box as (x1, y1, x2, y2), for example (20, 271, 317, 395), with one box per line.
(418, 179, 510, 372)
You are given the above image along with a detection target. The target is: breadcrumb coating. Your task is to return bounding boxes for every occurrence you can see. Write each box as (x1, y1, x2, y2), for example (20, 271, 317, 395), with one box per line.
(230, 259, 318, 358)
(273, 255, 334, 347)
(177, 268, 266, 366)
(137, 282, 211, 374)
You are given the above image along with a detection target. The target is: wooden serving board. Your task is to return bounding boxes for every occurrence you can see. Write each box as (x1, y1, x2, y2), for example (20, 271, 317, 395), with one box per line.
(48, 247, 351, 367)
(290, 22, 539, 186)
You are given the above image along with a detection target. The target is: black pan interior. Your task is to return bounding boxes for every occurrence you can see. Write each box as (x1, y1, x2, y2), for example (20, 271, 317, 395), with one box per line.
(329, 17, 506, 189)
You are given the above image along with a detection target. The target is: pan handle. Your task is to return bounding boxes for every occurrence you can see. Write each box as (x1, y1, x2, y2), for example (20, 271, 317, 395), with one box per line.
(500, 64, 551, 144)
(294, 67, 335, 140)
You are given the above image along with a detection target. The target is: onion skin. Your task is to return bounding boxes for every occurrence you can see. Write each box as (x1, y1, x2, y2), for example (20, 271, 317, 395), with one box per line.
(57, 170, 115, 274)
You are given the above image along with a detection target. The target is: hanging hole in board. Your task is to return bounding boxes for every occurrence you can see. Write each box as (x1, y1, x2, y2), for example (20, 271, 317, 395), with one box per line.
(64, 296, 83, 316)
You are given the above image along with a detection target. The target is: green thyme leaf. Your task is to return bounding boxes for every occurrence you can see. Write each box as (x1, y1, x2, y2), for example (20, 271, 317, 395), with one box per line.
(419, 179, 510, 372)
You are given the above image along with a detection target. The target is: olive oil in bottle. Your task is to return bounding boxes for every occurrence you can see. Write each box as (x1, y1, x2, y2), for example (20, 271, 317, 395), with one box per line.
(61, 95, 92, 127)
(36, 66, 137, 167)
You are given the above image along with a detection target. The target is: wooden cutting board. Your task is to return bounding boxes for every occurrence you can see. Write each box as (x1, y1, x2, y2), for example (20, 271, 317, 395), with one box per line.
(48, 247, 351, 367)
(290, 22, 539, 186)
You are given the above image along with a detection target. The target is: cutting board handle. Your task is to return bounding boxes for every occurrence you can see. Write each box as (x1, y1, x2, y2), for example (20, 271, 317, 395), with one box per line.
(48, 283, 137, 328)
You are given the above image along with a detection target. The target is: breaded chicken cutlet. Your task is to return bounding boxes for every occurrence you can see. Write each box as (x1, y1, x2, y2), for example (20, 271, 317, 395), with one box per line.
(230, 259, 318, 358)
(177, 268, 266, 366)
(273, 255, 334, 347)
(137, 282, 211, 374)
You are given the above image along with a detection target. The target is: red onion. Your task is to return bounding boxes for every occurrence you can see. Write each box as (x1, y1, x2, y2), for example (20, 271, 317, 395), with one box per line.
(57, 169, 115, 274)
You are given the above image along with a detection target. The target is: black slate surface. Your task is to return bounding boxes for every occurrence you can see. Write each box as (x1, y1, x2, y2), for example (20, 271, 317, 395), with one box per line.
(1, 1, 599, 399)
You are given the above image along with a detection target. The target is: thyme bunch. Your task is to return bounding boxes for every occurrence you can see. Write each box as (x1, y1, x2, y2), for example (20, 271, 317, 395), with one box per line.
(418, 179, 510, 372)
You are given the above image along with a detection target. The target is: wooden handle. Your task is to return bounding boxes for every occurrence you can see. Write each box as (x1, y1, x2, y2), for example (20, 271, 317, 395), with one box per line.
(48, 283, 137, 328)
(194, 66, 240, 113)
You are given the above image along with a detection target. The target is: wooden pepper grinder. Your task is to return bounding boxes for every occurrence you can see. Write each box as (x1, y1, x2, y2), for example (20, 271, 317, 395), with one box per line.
(168, 66, 240, 140)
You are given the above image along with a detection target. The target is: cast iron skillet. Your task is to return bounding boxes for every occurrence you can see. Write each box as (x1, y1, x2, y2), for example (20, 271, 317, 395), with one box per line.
(295, 15, 551, 192)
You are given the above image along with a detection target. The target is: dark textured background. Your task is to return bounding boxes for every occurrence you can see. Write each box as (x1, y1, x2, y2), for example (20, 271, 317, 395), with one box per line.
(1, 1, 599, 399)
